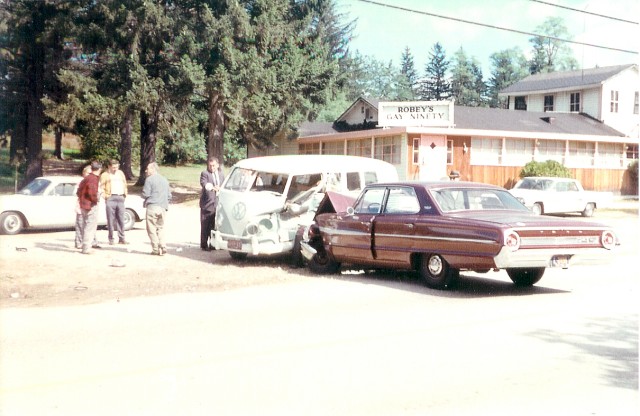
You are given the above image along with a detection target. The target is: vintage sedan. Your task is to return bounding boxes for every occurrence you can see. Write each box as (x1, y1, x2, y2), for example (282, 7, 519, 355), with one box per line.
(300, 181, 618, 290)
(0, 176, 146, 235)
(509, 176, 610, 217)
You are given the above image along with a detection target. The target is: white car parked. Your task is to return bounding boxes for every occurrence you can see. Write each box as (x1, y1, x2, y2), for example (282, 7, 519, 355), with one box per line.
(0, 176, 146, 235)
(509, 176, 609, 217)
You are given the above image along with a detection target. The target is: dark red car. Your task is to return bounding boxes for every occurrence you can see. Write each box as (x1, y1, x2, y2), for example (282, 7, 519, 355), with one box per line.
(300, 182, 618, 290)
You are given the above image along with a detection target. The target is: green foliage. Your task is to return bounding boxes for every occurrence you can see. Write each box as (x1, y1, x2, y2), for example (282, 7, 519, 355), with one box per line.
(419, 42, 450, 100)
(627, 160, 638, 187)
(487, 48, 529, 108)
(519, 160, 572, 178)
(528, 17, 578, 74)
(450, 47, 486, 107)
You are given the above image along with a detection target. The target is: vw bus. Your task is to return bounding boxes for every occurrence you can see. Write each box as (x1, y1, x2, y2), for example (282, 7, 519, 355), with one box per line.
(213, 155, 398, 259)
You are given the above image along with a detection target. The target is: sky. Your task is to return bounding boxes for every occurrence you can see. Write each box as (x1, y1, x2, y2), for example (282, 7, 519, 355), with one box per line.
(335, 0, 639, 76)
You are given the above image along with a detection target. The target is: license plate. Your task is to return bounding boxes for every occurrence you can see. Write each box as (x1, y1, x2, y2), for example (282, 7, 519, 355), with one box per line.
(551, 255, 570, 268)
(227, 239, 242, 250)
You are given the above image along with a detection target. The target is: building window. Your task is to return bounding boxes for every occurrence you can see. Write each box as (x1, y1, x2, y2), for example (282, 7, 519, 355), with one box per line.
(504, 139, 534, 166)
(412, 138, 420, 165)
(634, 92, 639, 115)
(544, 95, 554, 112)
(447, 140, 453, 165)
(514, 96, 527, 110)
(374, 136, 401, 164)
(321, 141, 344, 155)
(567, 141, 594, 167)
(570, 93, 580, 112)
(536, 140, 565, 163)
(610, 90, 619, 113)
(299, 142, 320, 154)
(347, 138, 372, 158)
(626, 144, 638, 160)
(597, 142, 623, 168)
(470, 138, 501, 165)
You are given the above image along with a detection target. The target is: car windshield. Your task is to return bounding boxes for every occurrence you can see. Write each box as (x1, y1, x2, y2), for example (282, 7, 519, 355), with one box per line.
(432, 188, 529, 212)
(224, 167, 289, 195)
(517, 178, 553, 190)
(18, 178, 51, 195)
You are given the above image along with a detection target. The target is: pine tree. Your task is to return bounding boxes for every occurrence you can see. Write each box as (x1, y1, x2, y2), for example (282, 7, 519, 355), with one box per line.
(400, 46, 418, 100)
(450, 48, 485, 107)
(419, 42, 450, 101)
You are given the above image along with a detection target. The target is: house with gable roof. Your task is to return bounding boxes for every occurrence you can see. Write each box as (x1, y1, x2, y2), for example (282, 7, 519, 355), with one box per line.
(499, 64, 639, 139)
(248, 66, 639, 195)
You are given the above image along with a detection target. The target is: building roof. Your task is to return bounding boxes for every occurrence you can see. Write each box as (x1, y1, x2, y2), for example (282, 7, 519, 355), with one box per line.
(453, 106, 624, 137)
(499, 64, 637, 95)
(335, 96, 380, 122)
(297, 106, 625, 139)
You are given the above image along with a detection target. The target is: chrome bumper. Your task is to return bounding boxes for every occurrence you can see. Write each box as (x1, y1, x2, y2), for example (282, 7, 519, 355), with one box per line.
(493, 246, 616, 269)
(299, 241, 317, 261)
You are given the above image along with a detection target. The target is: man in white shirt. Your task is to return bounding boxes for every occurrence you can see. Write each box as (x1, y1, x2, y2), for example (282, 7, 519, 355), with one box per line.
(100, 159, 129, 245)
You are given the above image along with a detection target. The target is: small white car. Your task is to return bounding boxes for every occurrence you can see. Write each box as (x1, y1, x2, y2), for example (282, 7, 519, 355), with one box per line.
(509, 176, 606, 217)
(0, 176, 146, 235)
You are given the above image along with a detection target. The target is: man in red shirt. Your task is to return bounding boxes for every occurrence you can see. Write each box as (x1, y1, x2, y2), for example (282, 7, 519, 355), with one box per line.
(76, 161, 102, 254)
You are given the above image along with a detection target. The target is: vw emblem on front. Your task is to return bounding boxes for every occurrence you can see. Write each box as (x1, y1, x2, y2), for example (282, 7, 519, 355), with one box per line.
(232, 202, 247, 220)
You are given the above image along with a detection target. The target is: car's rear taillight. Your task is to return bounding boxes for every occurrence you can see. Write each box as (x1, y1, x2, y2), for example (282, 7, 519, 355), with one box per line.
(504, 231, 520, 251)
(601, 230, 616, 250)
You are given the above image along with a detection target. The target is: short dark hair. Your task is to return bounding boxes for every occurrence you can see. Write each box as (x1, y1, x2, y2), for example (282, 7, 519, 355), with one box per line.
(208, 156, 219, 164)
(109, 159, 120, 166)
(90, 161, 102, 171)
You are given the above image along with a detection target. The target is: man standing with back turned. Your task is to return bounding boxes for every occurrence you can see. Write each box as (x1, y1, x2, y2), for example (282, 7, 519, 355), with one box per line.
(142, 162, 172, 256)
(200, 156, 224, 251)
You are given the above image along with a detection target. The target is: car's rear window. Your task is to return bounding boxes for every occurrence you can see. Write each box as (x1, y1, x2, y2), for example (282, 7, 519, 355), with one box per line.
(433, 188, 529, 212)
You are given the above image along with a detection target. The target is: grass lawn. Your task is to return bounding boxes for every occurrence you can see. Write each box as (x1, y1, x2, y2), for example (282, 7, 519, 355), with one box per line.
(0, 134, 211, 195)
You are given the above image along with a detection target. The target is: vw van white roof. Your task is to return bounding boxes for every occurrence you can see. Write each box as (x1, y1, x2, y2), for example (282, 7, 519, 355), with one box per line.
(230, 155, 398, 179)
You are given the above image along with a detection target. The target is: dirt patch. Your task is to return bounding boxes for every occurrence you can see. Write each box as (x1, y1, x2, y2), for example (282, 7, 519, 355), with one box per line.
(0, 204, 312, 308)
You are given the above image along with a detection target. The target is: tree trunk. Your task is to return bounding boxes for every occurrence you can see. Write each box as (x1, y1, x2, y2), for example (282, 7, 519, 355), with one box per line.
(119, 108, 134, 180)
(207, 91, 225, 164)
(10, 102, 27, 164)
(136, 110, 158, 186)
(53, 126, 63, 159)
(24, 38, 45, 185)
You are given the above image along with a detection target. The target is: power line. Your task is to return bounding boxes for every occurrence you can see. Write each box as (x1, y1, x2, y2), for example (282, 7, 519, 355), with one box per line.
(528, 0, 638, 25)
(354, 0, 638, 55)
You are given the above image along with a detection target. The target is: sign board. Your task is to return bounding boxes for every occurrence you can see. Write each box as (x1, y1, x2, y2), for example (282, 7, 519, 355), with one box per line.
(378, 101, 454, 128)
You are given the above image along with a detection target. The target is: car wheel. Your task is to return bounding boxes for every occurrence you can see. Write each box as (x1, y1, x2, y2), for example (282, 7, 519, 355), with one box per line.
(0, 211, 24, 235)
(308, 246, 340, 274)
(419, 253, 459, 290)
(531, 202, 543, 215)
(506, 268, 545, 286)
(229, 251, 248, 260)
(123, 208, 136, 231)
(581, 203, 595, 217)
(290, 226, 305, 268)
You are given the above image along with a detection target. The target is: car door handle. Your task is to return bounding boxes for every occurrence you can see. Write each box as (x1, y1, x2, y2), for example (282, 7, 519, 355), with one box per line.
(406, 224, 414, 229)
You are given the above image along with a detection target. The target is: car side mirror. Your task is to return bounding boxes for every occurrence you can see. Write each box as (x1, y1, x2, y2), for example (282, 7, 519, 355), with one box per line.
(346, 206, 355, 216)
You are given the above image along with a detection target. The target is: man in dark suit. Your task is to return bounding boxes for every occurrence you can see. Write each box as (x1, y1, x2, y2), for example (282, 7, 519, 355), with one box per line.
(200, 156, 224, 250)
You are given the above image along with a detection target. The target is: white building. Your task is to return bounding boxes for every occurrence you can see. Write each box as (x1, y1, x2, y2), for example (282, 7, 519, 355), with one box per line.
(248, 65, 639, 194)
(499, 64, 639, 139)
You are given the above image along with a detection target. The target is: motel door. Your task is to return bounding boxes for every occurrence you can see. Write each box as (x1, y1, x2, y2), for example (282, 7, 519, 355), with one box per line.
(419, 135, 447, 181)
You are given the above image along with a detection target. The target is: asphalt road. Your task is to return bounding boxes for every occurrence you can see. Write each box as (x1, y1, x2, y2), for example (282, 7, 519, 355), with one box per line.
(0, 209, 638, 416)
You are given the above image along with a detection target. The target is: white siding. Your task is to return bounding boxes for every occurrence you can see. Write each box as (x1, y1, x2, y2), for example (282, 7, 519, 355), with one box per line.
(582, 88, 600, 118)
(528, 95, 544, 112)
(601, 68, 640, 136)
